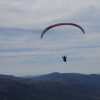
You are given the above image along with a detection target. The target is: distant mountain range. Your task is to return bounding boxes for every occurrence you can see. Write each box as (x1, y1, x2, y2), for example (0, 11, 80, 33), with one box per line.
(0, 72, 100, 100)
(0, 74, 23, 80)
(32, 72, 100, 88)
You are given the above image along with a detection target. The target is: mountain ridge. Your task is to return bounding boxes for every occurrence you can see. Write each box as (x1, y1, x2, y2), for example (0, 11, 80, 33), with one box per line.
(0, 72, 100, 100)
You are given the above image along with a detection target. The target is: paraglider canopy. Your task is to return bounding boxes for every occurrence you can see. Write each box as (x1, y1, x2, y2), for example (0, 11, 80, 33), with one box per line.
(41, 23, 85, 39)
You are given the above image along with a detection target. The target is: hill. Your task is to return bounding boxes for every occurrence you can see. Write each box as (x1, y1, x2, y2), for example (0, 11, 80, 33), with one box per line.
(0, 77, 100, 100)
(33, 72, 100, 88)
(0, 74, 23, 80)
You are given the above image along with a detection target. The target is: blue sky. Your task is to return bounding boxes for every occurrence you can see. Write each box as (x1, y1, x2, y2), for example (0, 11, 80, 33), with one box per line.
(0, 0, 100, 76)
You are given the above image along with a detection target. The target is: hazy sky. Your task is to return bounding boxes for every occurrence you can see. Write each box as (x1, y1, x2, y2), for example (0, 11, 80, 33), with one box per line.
(0, 0, 100, 76)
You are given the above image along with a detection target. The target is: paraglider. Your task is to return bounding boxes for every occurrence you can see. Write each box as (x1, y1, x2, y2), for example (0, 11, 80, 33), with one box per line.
(41, 23, 85, 39)
(41, 23, 85, 62)
(62, 55, 67, 62)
